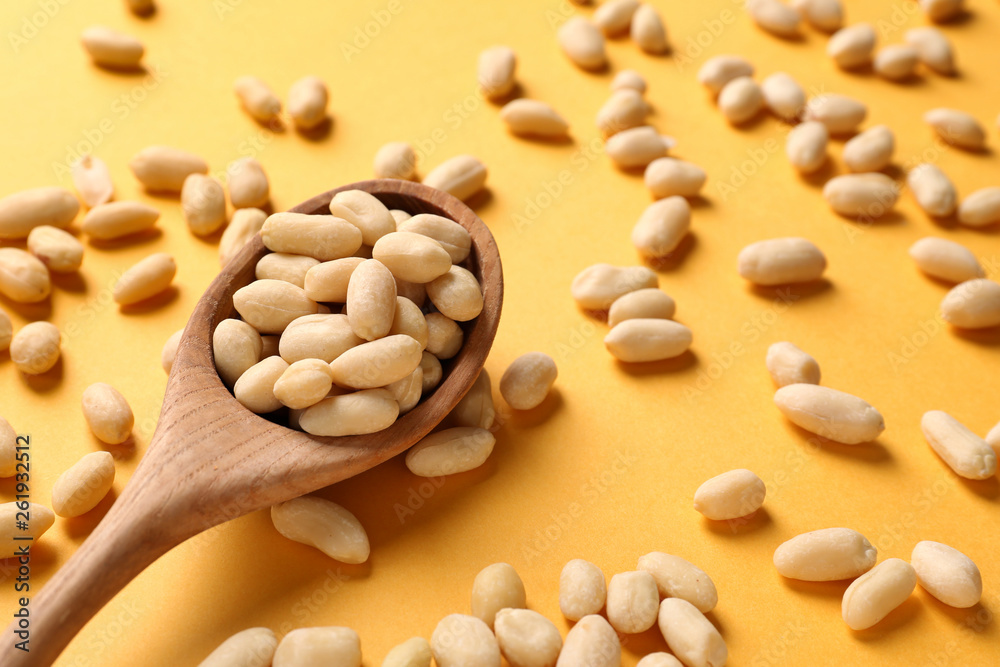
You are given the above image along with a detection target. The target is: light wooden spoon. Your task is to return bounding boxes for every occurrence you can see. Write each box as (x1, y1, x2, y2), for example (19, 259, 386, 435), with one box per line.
(1, 180, 502, 666)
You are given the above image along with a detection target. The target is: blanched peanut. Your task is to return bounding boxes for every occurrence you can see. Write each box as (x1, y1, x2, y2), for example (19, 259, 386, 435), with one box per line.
(405, 427, 495, 476)
(234, 76, 281, 123)
(387, 368, 422, 414)
(0, 186, 79, 239)
(607, 571, 659, 634)
(271, 496, 369, 563)
(0, 308, 10, 352)
(657, 599, 727, 667)
(911, 541, 982, 608)
(909, 237, 983, 283)
(637, 654, 683, 667)
(114, 253, 176, 306)
(425, 313, 464, 359)
(908, 164, 957, 217)
(697, 55, 754, 95)
(71, 155, 113, 208)
(606, 126, 673, 169)
(921, 410, 997, 479)
(330, 190, 396, 246)
(774, 527, 877, 580)
(287, 75, 329, 130)
(198, 628, 277, 667)
(388, 297, 429, 348)
(921, 0, 965, 23)
(958, 187, 1000, 227)
(804, 94, 867, 134)
(0, 416, 14, 478)
(272, 627, 361, 667)
(398, 214, 472, 263)
(81, 26, 144, 69)
(220, 208, 267, 266)
(304, 257, 365, 302)
(555, 615, 619, 667)
(925, 108, 986, 150)
(233, 279, 319, 334)
(279, 314, 361, 363)
(374, 142, 418, 180)
(631, 4, 668, 54)
(347, 259, 397, 340)
(300, 389, 399, 436)
(557, 17, 607, 71)
(766, 341, 820, 386)
(500, 352, 556, 410)
(274, 359, 334, 409)
(125, 0, 155, 16)
(786, 121, 828, 174)
(608, 289, 675, 327)
(875, 44, 919, 80)
(478, 46, 517, 100)
(694, 469, 766, 520)
(718, 76, 763, 125)
(449, 369, 494, 429)
(431, 616, 501, 667)
(559, 560, 606, 621)
(27, 226, 83, 272)
(494, 609, 562, 667)
(82, 201, 160, 240)
(129, 146, 208, 192)
(595, 1, 639, 36)
(471, 563, 526, 629)
(427, 266, 483, 322)
(637, 551, 718, 613)
(843, 125, 894, 173)
(330, 335, 422, 389)
(51, 451, 115, 517)
(827, 23, 875, 69)
(422, 155, 488, 202)
(262, 213, 363, 261)
(228, 158, 270, 209)
(0, 502, 54, 558)
(940, 279, 1000, 329)
(774, 384, 884, 444)
(823, 173, 898, 217)
(255, 253, 318, 288)
(10, 321, 61, 374)
(761, 72, 805, 120)
(81, 383, 134, 444)
(738, 237, 826, 285)
(420, 351, 443, 392)
(792, 0, 843, 32)
(605, 319, 692, 362)
(906, 27, 955, 74)
(645, 158, 706, 199)
(214, 319, 264, 386)
(748, 0, 801, 37)
(0, 248, 50, 303)
(500, 99, 569, 138)
(181, 174, 226, 236)
(572, 263, 658, 311)
(612, 69, 647, 94)
(234, 356, 288, 413)
(383, 637, 432, 667)
(842, 558, 916, 630)
(372, 232, 451, 284)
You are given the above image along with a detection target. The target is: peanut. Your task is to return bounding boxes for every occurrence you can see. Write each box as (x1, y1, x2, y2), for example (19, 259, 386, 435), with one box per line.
(114, 253, 176, 306)
(773, 527, 877, 580)
(52, 451, 115, 517)
(405, 427, 496, 476)
(10, 321, 61, 374)
(774, 384, 885, 444)
(270, 496, 370, 563)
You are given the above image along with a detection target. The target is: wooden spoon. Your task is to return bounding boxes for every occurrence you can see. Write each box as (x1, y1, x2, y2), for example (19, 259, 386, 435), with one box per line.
(1, 179, 502, 666)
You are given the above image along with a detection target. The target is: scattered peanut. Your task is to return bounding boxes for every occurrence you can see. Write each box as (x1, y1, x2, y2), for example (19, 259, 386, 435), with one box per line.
(908, 164, 957, 218)
(605, 319, 693, 363)
(71, 155, 114, 208)
(478, 46, 518, 100)
(10, 321, 61, 374)
(842, 125, 894, 173)
(874, 44, 919, 80)
(697, 55, 754, 95)
(572, 263, 658, 311)
(198, 628, 277, 667)
(406, 427, 495, 476)
(823, 173, 899, 218)
(773, 527, 877, 581)
(920, 410, 997, 480)
(606, 571, 659, 633)
(786, 121, 829, 174)
(940, 279, 1000, 329)
(81, 26, 144, 69)
(804, 94, 867, 134)
(0, 186, 79, 239)
(234, 76, 281, 123)
(767, 341, 821, 386)
(905, 27, 955, 74)
(382, 637, 432, 667)
(774, 384, 884, 444)
(270, 496, 370, 563)
(657, 598, 728, 667)
(827, 23, 876, 69)
(51, 451, 115, 518)
(908, 237, 983, 284)
(431, 614, 501, 667)
(182, 174, 226, 236)
(694, 469, 766, 521)
(842, 558, 916, 630)
(272, 627, 361, 667)
(81, 383, 134, 444)
(637, 551, 718, 613)
(644, 158, 706, 199)
(631, 4, 668, 54)
(228, 158, 270, 209)
(128, 146, 209, 192)
(288, 75, 329, 130)
(911, 541, 982, 608)
(606, 126, 674, 169)
(374, 142, 418, 181)
(555, 615, 620, 667)
(924, 108, 986, 150)
(499, 352, 557, 410)
(220, 208, 267, 266)
(737, 237, 826, 285)
(422, 155, 488, 202)
(114, 252, 176, 306)
(494, 609, 562, 667)
(0, 502, 54, 558)
(608, 288, 676, 327)
(957, 187, 1000, 227)
(792, 0, 843, 32)
(718, 76, 764, 125)
(499, 100, 569, 138)
(471, 563, 526, 629)
(761, 72, 805, 121)
(557, 17, 607, 71)
(27, 226, 83, 273)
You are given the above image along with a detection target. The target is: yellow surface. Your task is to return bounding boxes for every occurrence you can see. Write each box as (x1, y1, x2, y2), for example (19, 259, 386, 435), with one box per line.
(1, 0, 999, 664)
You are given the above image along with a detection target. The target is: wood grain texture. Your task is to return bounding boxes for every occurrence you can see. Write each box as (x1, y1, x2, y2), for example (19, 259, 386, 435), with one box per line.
(0, 179, 502, 666)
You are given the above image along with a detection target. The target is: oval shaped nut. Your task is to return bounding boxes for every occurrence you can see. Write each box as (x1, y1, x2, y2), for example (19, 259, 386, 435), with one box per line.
(638, 654, 684, 667)
(274, 359, 335, 410)
(273, 627, 360, 667)
(921, 410, 998, 479)
(786, 121, 829, 174)
(431, 614, 500, 667)
(82, 201, 160, 241)
(500, 352, 557, 410)
(374, 142, 418, 181)
(494, 609, 562, 667)
(605, 319, 692, 363)
(645, 158, 706, 199)
(908, 164, 957, 218)
(842, 558, 916, 631)
(330, 189, 396, 246)
(874, 44, 919, 80)
(597, 89, 650, 137)
(425, 313, 464, 359)
(774, 384, 884, 444)
(631, 4, 669, 54)
(694, 469, 766, 521)
(823, 173, 899, 218)
(128, 146, 208, 193)
(843, 125, 894, 173)
(558, 16, 607, 71)
(372, 231, 452, 284)
(911, 541, 982, 608)
(761, 72, 805, 121)
(10, 322, 60, 374)
(500, 99, 569, 138)
(255, 253, 319, 288)
(738, 237, 826, 286)
(0, 311, 11, 353)
(607, 571, 659, 634)
(921, 0, 965, 22)
(406, 427, 495, 477)
(698, 55, 754, 96)
(0, 502, 54, 558)
(389, 297, 430, 348)
(718, 76, 763, 125)
(0, 186, 79, 240)
(607, 126, 673, 169)
(925, 108, 986, 150)
(792, 0, 844, 32)
(233, 279, 319, 334)
(228, 157, 270, 210)
(198, 628, 277, 667)
(114, 253, 176, 306)
(471, 563, 527, 629)
(0, 248, 50, 303)
(271, 496, 370, 563)
(608, 289, 675, 327)
(234, 356, 289, 413)
(595, 0, 639, 36)
(303, 257, 365, 303)
(81, 383, 134, 444)
(420, 351, 443, 393)
(638, 552, 718, 613)
(909, 237, 984, 284)
(958, 187, 1000, 227)
(234, 75, 281, 123)
(657, 600, 727, 667)
(556, 615, 620, 667)
(387, 367, 423, 414)
(346, 259, 397, 340)
(572, 263, 658, 311)
(766, 341, 821, 386)
(774, 528, 877, 581)
(330, 334, 422, 389)
(262, 212, 363, 261)
(398, 214, 472, 264)
(71, 155, 113, 208)
(51, 451, 115, 518)
(478, 45, 517, 99)
(383, 637, 432, 667)
(213, 319, 263, 387)
(27, 226, 83, 273)
(827, 23, 876, 69)
(940, 279, 1000, 329)
(804, 94, 867, 134)
(81, 26, 144, 69)
(449, 369, 495, 429)
(220, 208, 267, 266)
(287, 75, 329, 130)
(748, 0, 802, 37)
(905, 27, 955, 74)
(559, 560, 607, 621)
(427, 266, 483, 322)
(423, 155, 488, 202)
(181, 174, 226, 236)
